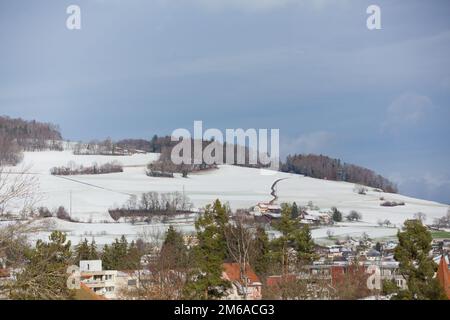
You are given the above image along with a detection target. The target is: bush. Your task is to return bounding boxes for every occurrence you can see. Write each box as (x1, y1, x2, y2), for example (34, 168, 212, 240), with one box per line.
(354, 184, 368, 195)
(55, 206, 71, 221)
(146, 170, 174, 178)
(51, 161, 123, 176)
(380, 201, 405, 207)
(38, 207, 53, 218)
(346, 210, 362, 221)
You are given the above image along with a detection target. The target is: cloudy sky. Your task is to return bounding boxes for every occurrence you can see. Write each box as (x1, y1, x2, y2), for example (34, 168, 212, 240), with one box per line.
(0, 0, 449, 204)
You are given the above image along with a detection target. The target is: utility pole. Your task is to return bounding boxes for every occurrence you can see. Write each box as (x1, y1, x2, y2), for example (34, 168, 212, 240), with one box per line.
(70, 190, 72, 216)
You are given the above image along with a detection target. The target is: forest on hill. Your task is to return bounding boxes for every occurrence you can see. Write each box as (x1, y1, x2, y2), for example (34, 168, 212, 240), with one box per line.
(0, 116, 62, 165)
(280, 154, 398, 193)
(0, 116, 397, 193)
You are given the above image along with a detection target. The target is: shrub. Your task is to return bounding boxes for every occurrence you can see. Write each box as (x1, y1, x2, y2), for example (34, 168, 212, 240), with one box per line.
(354, 184, 368, 195)
(55, 206, 71, 221)
(38, 207, 53, 218)
(380, 201, 405, 207)
(51, 161, 123, 176)
(346, 210, 362, 221)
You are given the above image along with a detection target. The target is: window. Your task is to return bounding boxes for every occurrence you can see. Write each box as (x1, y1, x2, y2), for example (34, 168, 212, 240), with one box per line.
(128, 279, 137, 286)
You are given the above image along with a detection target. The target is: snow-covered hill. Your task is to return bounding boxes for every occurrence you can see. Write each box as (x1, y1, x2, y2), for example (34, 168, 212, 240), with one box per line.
(5, 150, 449, 244)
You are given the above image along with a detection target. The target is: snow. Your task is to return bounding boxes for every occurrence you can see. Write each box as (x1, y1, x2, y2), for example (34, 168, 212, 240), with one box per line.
(2, 149, 449, 244)
(276, 176, 448, 226)
(17, 150, 159, 174)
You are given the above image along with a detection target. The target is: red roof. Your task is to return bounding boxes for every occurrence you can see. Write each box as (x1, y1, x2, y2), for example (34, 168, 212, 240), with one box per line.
(222, 263, 261, 285)
(0, 269, 10, 278)
(76, 283, 108, 300)
(437, 255, 450, 299)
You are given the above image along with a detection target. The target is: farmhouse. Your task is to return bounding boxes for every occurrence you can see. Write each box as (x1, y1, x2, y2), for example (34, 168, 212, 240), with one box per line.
(253, 203, 281, 218)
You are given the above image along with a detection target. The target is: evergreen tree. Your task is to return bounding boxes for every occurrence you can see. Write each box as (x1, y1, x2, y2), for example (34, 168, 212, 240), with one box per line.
(184, 199, 230, 299)
(74, 238, 90, 264)
(293, 225, 316, 264)
(251, 226, 270, 276)
(272, 203, 299, 274)
(160, 225, 187, 270)
(102, 244, 114, 270)
(9, 231, 74, 300)
(88, 239, 99, 260)
(111, 235, 128, 269)
(272, 204, 316, 272)
(331, 207, 343, 222)
(102, 236, 140, 270)
(291, 202, 299, 219)
(393, 219, 447, 300)
(126, 240, 141, 270)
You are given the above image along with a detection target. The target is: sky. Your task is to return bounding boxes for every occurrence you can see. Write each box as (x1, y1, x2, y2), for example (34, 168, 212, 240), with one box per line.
(0, 0, 449, 204)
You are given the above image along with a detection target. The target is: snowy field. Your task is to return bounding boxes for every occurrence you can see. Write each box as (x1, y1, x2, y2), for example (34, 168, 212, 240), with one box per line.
(3, 150, 449, 244)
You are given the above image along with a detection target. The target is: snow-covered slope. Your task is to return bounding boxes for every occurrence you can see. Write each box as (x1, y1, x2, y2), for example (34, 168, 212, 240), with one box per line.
(5, 150, 449, 244)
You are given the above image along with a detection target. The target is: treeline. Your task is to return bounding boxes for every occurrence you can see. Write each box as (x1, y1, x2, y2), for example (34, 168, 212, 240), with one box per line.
(91, 136, 177, 155)
(281, 154, 398, 193)
(115, 139, 152, 152)
(37, 206, 78, 222)
(73, 138, 144, 156)
(432, 210, 450, 229)
(0, 133, 23, 165)
(50, 161, 123, 176)
(108, 191, 194, 221)
(74, 236, 142, 270)
(146, 137, 269, 178)
(0, 116, 62, 165)
(147, 144, 218, 178)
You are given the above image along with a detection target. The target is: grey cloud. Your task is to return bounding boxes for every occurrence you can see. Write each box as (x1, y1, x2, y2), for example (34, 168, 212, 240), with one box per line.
(381, 93, 433, 133)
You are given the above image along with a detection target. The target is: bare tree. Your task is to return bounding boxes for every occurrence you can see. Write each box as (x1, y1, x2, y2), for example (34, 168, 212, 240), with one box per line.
(0, 219, 52, 264)
(326, 229, 334, 239)
(224, 216, 256, 299)
(353, 184, 368, 195)
(433, 209, 450, 228)
(414, 212, 427, 223)
(0, 166, 40, 218)
(346, 210, 362, 222)
(119, 227, 188, 300)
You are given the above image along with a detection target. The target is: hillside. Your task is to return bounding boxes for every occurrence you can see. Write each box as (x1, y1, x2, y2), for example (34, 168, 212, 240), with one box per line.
(0, 116, 62, 165)
(281, 154, 398, 193)
(3, 149, 447, 244)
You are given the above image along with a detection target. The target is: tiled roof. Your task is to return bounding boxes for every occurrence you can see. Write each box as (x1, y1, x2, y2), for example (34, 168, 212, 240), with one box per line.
(75, 283, 108, 300)
(437, 255, 450, 299)
(222, 263, 261, 285)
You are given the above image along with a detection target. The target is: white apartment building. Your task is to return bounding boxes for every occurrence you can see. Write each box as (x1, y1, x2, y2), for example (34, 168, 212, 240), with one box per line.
(79, 260, 118, 299)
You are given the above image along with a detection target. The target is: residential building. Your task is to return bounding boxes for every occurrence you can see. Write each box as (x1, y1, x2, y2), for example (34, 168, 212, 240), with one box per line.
(79, 260, 117, 299)
(221, 263, 262, 300)
(253, 203, 281, 218)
